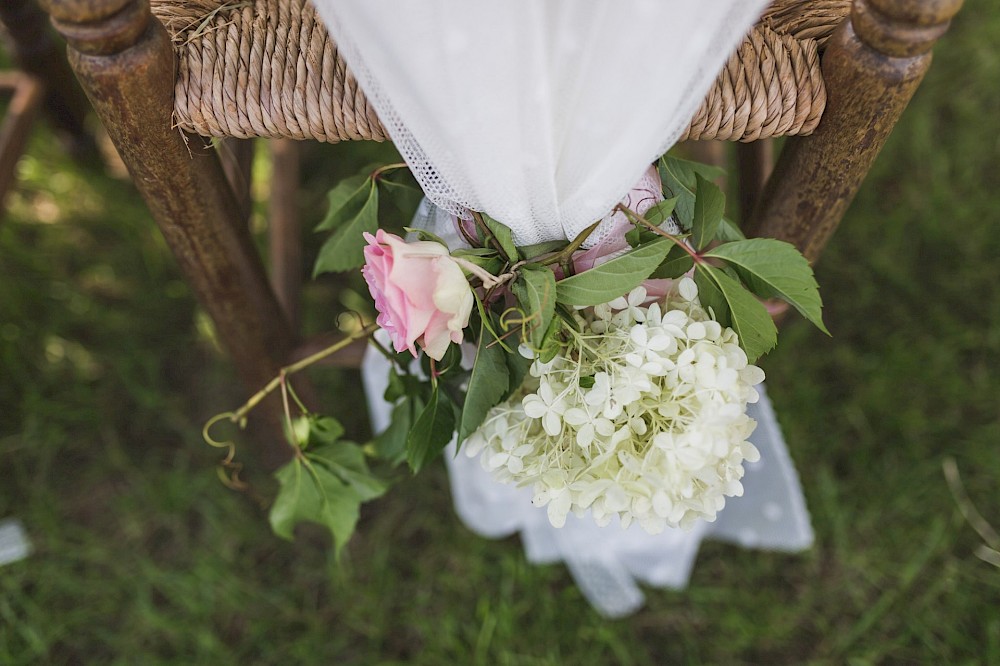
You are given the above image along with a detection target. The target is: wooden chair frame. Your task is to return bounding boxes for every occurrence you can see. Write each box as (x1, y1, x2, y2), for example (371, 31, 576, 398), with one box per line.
(34, 0, 963, 464)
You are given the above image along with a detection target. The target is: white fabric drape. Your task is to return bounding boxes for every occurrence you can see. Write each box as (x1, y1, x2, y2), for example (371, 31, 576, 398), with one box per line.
(310, 0, 772, 246)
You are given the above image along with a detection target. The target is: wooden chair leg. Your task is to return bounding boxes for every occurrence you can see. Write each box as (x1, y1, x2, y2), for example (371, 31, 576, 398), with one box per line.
(0, 0, 96, 159)
(747, 0, 964, 262)
(736, 140, 773, 227)
(0, 73, 45, 215)
(268, 139, 302, 331)
(42, 0, 297, 466)
(217, 138, 255, 224)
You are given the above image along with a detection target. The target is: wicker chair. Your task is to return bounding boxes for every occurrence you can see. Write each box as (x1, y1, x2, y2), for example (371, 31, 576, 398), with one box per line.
(37, 0, 963, 462)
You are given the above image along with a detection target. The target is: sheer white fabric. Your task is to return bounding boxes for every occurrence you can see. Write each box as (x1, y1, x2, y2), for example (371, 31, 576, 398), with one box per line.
(359, 200, 813, 618)
(310, 0, 772, 246)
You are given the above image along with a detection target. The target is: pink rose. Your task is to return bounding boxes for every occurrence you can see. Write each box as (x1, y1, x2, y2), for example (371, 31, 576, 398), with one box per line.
(362, 229, 474, 361)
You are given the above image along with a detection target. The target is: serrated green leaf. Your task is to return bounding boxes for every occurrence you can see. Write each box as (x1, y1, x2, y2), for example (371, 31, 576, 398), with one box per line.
(643, 197, 679, 226)
(512, 265, 557, 348)
(308, 442, 389, 501)
(457, 323, 509, 444)
(717, 217, 746, 242)
(555, 239, 673, 307)
(695, 264, 777, 362)
(693, 265, 730, 322)
(308, 416, 345, 448)
(313, 183, 379, 275)
(692, 174, 726, 250)
(269, 457, 364, 557)
(650, 243, 695, 280)
(481, 213, 519, 263)
(406, 387, 456, 473)
(706, 238, 828, 334)
(315, 175, 373, 232)
(658, 155, 726, 229)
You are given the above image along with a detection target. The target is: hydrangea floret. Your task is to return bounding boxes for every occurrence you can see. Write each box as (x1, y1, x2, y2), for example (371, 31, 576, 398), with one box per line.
(464, 278, 765, 533)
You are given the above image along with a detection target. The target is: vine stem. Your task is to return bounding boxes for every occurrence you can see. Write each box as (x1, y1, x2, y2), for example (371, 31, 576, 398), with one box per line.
(538, 219, 603, 267)
(231, 322, 379, 424)
(614, 204, 704, 264)
(371, 162, 408, 180)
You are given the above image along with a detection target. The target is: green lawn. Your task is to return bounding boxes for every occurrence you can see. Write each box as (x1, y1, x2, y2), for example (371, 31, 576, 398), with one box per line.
(2, 9, 999, 665)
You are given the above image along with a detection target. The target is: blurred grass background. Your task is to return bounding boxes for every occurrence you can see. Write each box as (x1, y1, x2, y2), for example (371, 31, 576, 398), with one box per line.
(1, 8, 998, 665)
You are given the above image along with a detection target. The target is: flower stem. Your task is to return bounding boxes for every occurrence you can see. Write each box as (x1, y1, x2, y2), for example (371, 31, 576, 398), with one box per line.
(371, 162, 408, 180)
(231, 322, 379, 423)
(614, 204, 703, 264)
(538, 219, 603, 267)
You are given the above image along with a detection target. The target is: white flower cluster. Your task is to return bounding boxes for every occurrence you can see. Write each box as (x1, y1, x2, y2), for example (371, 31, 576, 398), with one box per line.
(464, 278, 765, 533)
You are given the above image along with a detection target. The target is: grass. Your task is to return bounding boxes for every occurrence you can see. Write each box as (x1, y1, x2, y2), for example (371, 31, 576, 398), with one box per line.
(2, 9, 999, 664)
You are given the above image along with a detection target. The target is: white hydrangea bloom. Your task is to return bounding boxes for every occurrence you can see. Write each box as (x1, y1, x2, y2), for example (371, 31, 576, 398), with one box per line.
(464, 277, 765, 533)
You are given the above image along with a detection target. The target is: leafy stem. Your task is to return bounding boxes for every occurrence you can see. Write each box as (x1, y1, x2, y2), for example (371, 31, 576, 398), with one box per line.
(472, 211, 509, 260)
(229, 322, 379, 426)
(614, 203, 704, 265)
(371, 162, 408, 180)
(537, 219, 603, 267)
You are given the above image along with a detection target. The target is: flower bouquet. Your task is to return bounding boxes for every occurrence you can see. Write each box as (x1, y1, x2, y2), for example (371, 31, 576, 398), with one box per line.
(206, 155, 827, 555)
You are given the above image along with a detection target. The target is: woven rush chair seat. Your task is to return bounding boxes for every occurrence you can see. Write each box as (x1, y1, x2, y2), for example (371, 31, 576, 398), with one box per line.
(150, 0, 851, 145)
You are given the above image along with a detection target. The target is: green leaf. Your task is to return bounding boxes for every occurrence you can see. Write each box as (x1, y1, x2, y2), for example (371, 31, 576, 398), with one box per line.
(512, 265, 557, 348)
(457, 324, 509, 444)
(313, 182, 379, 275)
(307, 416, 345, 448)
(406, 387, 456, 473)
(694, 264, 777, 362)
(373, 400, 411, 464)
(451, 248, 505, 276)
(269, 457, 364, 557)
(693, 264, 730, 322)
(379, 178, 423, 221)
(481, 213, 519, 263)
(643, 197, 679, 226)
(384, 369, 406, 403)
(691, 174, 726, 250)
(658, 155, 726, 229)
(705, 238, 828, 334)
(555, 238, 673, 307)
(650, 243, 695, 280)
(314, 175, 373, 232)
(538, 315, 565, 364)
(308, 442, 389, 501)
(717, 217, 746, 242)
(403, 226, 450, 247)
(519, 240, 568, 260)
(503, 350, 532, 401)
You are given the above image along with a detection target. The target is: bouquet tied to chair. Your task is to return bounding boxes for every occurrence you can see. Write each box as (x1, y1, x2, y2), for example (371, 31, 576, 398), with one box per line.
(205, 155, 827, 555)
